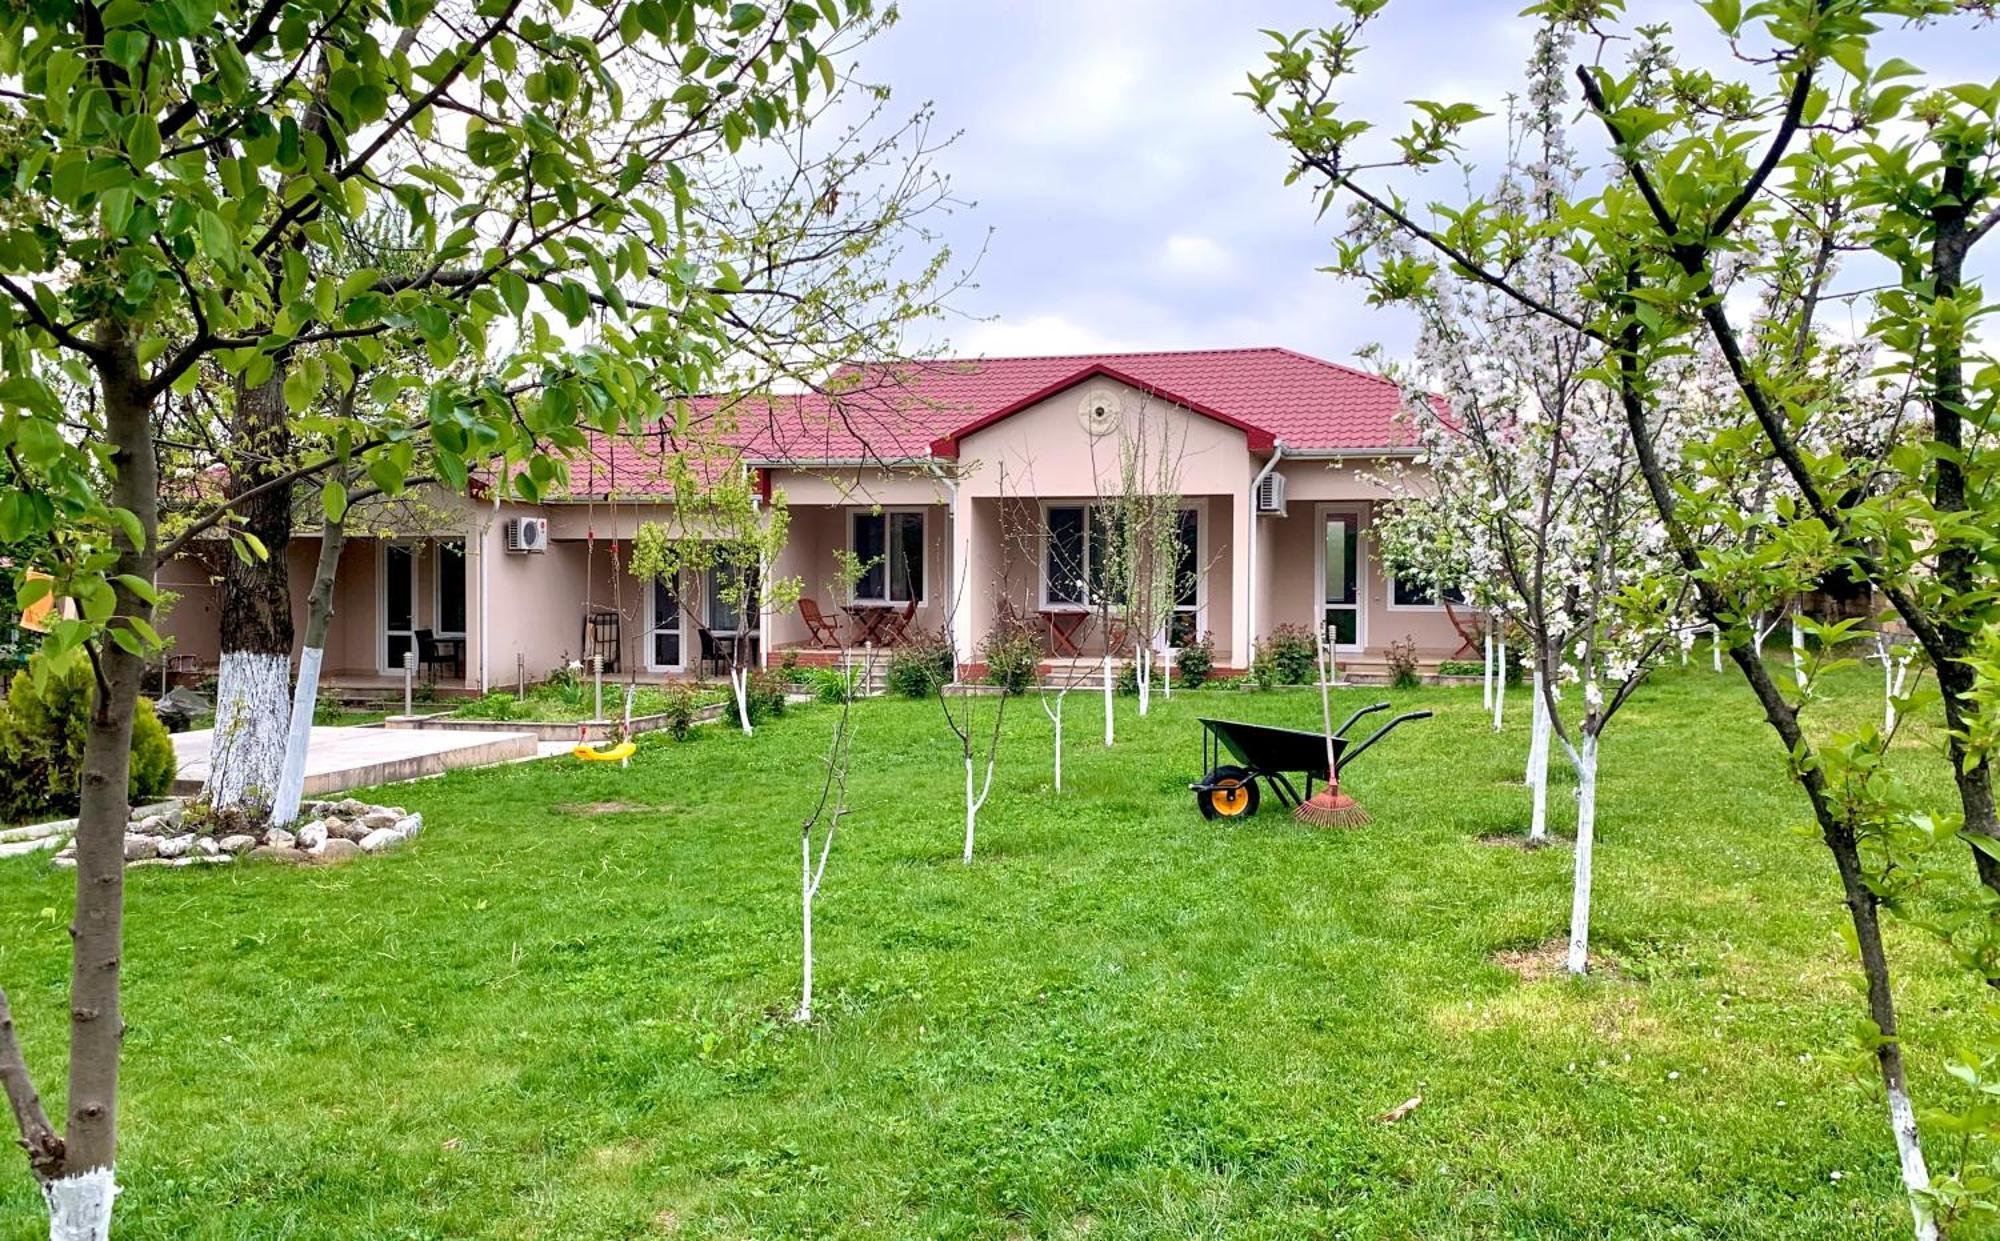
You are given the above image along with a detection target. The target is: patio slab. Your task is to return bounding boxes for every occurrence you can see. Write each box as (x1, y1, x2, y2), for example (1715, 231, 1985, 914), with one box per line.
(171, 726, 539, 798)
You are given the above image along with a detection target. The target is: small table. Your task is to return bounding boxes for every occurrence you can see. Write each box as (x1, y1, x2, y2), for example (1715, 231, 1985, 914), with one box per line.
(1040, 609, 1090, 657)
(844, 605, 893, 646)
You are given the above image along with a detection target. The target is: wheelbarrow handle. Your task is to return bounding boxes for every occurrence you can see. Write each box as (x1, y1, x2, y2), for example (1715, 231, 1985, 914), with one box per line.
(1338, 710, 1434, 769)
(1334, 701, 1392, 739)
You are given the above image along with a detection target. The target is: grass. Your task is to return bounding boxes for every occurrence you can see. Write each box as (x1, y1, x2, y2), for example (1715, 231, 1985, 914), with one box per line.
(0, 665, 1992, 1238)
(451, 682, 731, 723)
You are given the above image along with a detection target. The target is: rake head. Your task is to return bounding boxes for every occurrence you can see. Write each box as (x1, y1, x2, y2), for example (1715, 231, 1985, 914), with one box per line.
(1295, 780, 1370, 828)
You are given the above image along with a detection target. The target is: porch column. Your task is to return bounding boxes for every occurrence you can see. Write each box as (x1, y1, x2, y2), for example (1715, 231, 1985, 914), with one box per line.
(950, 486, 978, 669)
(1230, 488, 1254, 671)
(466, 515, 488, 693)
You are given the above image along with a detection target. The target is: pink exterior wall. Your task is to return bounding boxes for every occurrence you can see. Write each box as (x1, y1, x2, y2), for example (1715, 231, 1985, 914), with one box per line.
(1260, 500, 1464, 659)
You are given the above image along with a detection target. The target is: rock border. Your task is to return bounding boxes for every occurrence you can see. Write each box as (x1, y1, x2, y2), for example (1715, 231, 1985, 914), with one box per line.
(50, 798, 423, 870)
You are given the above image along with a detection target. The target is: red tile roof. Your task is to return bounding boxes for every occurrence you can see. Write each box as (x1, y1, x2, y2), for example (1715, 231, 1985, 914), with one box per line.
(567, 347, 1419, 497)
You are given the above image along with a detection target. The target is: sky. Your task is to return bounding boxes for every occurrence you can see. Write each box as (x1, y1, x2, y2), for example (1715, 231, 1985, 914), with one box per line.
(845, 0, 1997, 369)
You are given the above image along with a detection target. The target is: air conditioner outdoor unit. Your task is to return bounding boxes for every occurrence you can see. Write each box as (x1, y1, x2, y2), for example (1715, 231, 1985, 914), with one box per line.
(1255, 471, 1288, 517)
(504, 516, 549, 553)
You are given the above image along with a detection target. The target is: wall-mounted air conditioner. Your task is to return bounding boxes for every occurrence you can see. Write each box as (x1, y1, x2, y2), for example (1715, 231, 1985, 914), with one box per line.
(504, 517, 549, 553)
(1255, 471, 1288, 517)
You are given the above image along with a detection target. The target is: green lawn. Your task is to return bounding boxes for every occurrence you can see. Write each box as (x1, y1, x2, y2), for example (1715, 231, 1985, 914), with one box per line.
(0, 667, 1990, 1239)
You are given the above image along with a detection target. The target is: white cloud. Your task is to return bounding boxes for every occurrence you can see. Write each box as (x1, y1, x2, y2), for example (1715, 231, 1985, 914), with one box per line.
(952, 314, 1139, 358)
(1157, 235, 1237, 283)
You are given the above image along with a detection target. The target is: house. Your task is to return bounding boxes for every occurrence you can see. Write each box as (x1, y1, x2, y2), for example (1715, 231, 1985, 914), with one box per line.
(154, 347, 1472, 691)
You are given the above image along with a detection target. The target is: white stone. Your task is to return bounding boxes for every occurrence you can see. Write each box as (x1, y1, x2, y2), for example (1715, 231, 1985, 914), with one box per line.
(361, 810, 399, 829)
(218, 834, 256, 855)
(393, 814, 423, 838)
(358, 827, 403, 853)
(296, 822, 327, 850)
(134, 815, 170, 836)
(156, 834, 195, 859)
(265, 828, 296, 851)
(194, 836, 220, 857)
(122, 835, 158, 862)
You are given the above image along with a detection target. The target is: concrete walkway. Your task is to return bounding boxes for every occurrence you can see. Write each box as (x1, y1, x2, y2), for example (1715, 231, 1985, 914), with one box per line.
(172, 726, 539, 798)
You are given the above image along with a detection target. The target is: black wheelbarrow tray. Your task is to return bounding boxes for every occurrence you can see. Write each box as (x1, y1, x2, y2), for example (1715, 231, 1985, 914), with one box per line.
(1190, 703, 1432, 820)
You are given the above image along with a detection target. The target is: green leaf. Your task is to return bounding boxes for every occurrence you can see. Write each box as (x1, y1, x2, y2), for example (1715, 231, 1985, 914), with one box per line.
(322, 478, 349, 524)
(127, 113, 161, 169)
(197, 209, 234, 262)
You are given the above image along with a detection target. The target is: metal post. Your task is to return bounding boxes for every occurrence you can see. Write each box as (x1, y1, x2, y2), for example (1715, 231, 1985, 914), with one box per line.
(402, 650, 416, 716)
(517, 651, 525, 701)
(593, 653, 603, 720)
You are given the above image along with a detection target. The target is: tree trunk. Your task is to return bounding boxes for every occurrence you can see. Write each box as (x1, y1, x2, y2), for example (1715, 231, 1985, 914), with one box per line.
(731, 665, 752, 736)
(1044, 695, 1064, 793)
(1491, 634, 1506, 731)
(29, 329, 160, 1238)
(1136, 648, 1150, 716)
(962, 753, 977, 864)
(270, 511, 348, 827)
(796, 830, 814, 1023)
(1528, 669, 1551, 843)
(1564, 733, 1598, 975)
(1483, 623, 1494, 709)
(204, 366, 295, 814)
(1102, 653, 1114, 746)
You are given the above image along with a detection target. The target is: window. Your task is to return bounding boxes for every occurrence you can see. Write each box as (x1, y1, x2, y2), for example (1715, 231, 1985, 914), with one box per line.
(1390, 576, 1466, 608)
(1043, 504, 1200, 615)
(650, 577, 681, 667)
(707, 561, 758, 633)
(384, 543, 414, 667)
(1322, 511, 1361, 647)
(850, 510, 925, 603)
(1170, 508, 1200, 645)
(436, 541, 466, 636)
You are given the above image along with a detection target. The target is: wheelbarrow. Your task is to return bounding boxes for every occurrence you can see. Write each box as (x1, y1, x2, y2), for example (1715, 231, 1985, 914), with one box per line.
(1190, 703, 1432, 820)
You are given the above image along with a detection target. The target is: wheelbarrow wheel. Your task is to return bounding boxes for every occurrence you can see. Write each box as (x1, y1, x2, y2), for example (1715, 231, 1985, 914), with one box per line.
(1196, 765, 1260, 821)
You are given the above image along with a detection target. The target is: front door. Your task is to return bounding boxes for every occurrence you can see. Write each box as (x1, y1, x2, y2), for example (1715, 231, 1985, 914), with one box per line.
(1321, 508, 1365, 652)
(382, 543, 416, 671)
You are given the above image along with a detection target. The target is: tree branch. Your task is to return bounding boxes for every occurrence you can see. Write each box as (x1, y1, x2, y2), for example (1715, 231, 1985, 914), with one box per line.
(0, 984, 65, 1184)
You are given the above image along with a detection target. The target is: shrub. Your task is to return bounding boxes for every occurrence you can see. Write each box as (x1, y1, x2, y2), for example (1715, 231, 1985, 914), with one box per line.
(0, 663, 176, 824)
(745, 670, 788, 723)
(886, 629, 955, 698)
(982, 624, 1041, 695)
(1265, 623, 1317, 685)
(1249, 642, 1280, 690)
(1174, 631, 1215, 688)
(1386, 637, 1422, 690)
(1115, 660, 1140, 696)
(809, 666, 857, 704)
(660, 685, 700, 740)
(1436, 659, 1484, 677)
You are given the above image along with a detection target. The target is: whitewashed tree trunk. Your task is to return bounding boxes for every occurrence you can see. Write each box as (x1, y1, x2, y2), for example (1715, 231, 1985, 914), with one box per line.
(1491, 634, 1506, 731)
(963, 755, 977, 863)
(269, 646, 322, 827)
(204, 651, 292, 811)
(1043, 693, 1065, 793)
(1887, 1078, 1941, 1241)
(1162, 646, 1172, 699)
(796, 830, 814, 1023)
(1711, 627, 1722, 673)
(731, 666, 752, 735)
(1565, 733, 1599, 976)
(1791, 609, 1806, 691)
(1136, 647, 1151, 716)
(1102, 653, 1114, 746)
(44, 1168, 118, 1241)
(1483, 624, 1494, 709)
(1527, 669, 1551, 843)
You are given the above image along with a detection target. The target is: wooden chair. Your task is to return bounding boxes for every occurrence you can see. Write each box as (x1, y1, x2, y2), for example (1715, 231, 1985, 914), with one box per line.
(696, 626, 725, 678)
(799, 598, 842, 649)
(1442, 600, 1485, 659)
(876, 598, 919, 647)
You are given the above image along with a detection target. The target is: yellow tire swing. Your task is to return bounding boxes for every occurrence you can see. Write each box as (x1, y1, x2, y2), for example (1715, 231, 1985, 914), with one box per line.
(572, 477, 639, 766)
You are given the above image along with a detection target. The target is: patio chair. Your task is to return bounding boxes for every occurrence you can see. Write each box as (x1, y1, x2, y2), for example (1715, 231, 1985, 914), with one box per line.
(799, 598, 842, 649)
(875, 598, 919, 647)
(414, 628, 463, 682)
(1442, 600, 1486, 660)
(696, 626, 726, 678)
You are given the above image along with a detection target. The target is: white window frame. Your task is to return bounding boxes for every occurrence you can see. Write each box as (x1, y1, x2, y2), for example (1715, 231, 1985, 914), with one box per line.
(847, 507, 929, 606)
(1313, 503, 1369, 653)
(644, 572, 685, 672)
(1037, 500, 1206, 631)
(432, 539, 468, 638)
(1385, 572, 1466, 612)
(376, 539, 420, 675)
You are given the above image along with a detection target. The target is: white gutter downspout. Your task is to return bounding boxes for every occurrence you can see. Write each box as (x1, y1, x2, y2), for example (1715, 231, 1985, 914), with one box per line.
(1246, 440, 1287, 662)
(478, 494, 496, 693)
